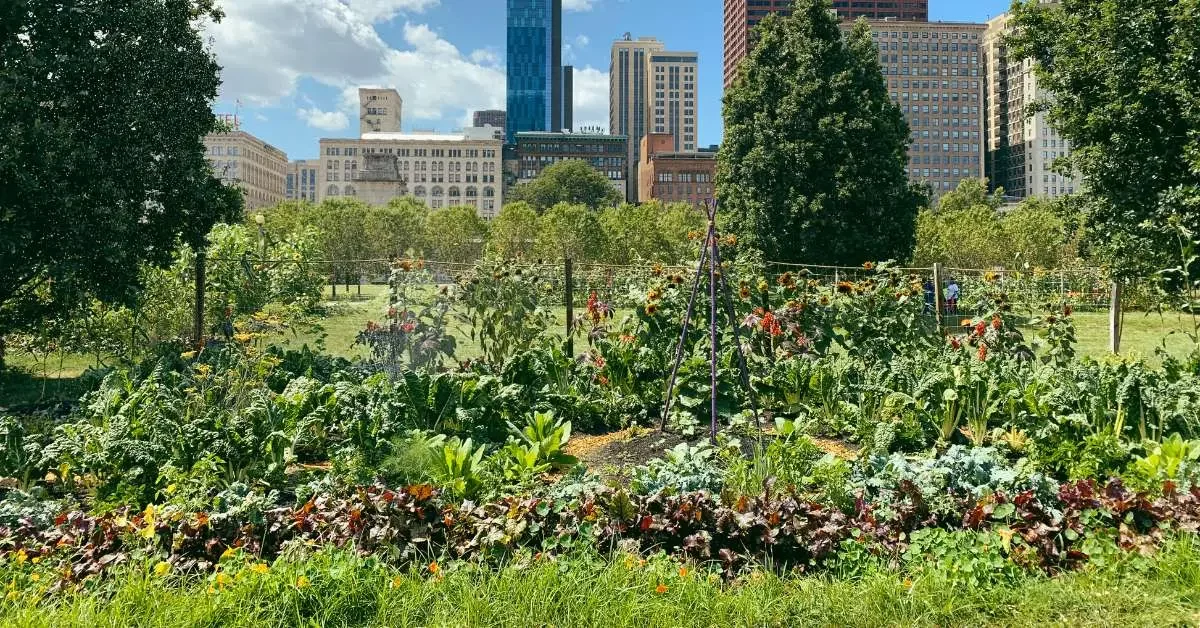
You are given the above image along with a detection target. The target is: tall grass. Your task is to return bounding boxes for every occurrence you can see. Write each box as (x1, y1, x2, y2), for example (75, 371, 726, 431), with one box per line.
(5, 537, 1200, 627)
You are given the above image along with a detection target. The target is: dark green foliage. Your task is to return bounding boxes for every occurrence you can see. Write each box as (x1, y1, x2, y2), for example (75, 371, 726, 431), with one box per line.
(508, 160, 623, 213)
(718, 4, 924, 265)
(1007, 0, 1200, 277)
(0, 0, 243, 338)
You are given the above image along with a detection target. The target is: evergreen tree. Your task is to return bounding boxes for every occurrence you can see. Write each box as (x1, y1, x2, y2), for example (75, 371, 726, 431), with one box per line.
(718, 3, 924, 265)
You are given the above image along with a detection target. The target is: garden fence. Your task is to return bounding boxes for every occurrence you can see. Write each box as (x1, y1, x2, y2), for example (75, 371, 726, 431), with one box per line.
(195, 254, 1143, 359)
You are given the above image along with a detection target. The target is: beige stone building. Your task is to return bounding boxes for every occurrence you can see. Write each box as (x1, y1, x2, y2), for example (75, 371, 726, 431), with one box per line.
(204, 130, 288, 210)
(359, 88, 403, 134)
(317, 127, 504, 218)
(649, 52, 699, 154)
(609, 36, 699, 201)
(855, 20, 987, 197)
(983, 7, 1076, 200)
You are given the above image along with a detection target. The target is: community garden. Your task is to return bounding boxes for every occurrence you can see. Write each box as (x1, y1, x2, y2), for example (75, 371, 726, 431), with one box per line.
(3, 221, 1200, 625)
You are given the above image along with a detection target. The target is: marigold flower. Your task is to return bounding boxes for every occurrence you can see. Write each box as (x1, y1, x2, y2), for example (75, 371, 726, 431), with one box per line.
(428, 561, 440, 575)
(296, 575, 311, 589)
(862, 261, 876, 271)
(655, 583, 669, 594)
(389, 575, 404, 589)
(250, 563, 269, 575)
(29, 574, 40, 582)
(154, 561, 171, 576)
(678, 567, 689, 578)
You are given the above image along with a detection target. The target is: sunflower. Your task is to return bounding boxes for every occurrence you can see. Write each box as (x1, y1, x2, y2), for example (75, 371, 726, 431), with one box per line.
(645, 302, 659, 316)
(862, 261, 876, 271)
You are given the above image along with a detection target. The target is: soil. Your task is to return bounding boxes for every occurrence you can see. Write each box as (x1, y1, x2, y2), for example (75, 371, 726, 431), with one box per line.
(566, 427, 689, 478)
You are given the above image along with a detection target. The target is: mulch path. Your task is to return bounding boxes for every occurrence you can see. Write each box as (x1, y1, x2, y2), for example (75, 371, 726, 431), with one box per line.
(566, 428, 689, 475)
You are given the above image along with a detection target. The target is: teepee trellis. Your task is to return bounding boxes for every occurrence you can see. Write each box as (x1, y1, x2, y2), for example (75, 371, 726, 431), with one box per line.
(659, 199, 760, 444)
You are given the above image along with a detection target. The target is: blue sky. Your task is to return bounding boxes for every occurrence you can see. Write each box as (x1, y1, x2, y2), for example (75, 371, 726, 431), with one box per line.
(208, 0, 1012, 161)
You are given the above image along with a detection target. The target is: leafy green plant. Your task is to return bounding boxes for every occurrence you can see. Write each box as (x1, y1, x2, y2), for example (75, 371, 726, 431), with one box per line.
(506, 411, 577, 470)
(1130, 434, 1200, 491)
(632, 442, 724, 495)
(433, 437, 487, 498)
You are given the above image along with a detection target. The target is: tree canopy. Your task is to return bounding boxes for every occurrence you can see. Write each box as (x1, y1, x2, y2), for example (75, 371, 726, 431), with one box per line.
(509, 160, 623, 213)
(1008, 0, 1200, 277)
(717, 4, 924, 266)
(0, 0, 243, 339)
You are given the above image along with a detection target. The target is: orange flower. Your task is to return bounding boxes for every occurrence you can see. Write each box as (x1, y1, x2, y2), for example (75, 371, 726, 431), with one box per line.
(678, 567, 689, 578)
(655, 583, 669, 594)
(862, 261, 876, 271)
(645, 303, 659, 316)
(977, 344, 988, 361)
(428, 561, 440, 575)
(991, 316, 1002, 330)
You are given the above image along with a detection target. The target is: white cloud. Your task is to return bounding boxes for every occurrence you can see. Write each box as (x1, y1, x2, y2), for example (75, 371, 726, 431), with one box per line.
(562, 0, 595, 11)
(205, 0, 505, 132)
(570, 66, 609, 131)
(574, 34, 590, 47)
(298, 107, 350, 130)
(342, 0, 439, 23)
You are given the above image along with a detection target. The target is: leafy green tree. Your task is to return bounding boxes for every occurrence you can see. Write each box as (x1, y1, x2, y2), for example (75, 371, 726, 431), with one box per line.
(314, 199, 372, 290)
(369, 197, 428, 260)
(717, 4, 924, 265)
(599, 201, 704, 264)
(487, 202, 540, 260)
(0, 0, 242, 350)
(536, 203, 606, 262)
(1008, 0, 1200, 277)
(509, 160, 623, 213)
(914, 179, 1080, 270)
(426, 206, 488, 263)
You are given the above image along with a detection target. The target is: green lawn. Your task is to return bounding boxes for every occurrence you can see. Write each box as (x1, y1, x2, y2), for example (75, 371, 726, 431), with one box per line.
(3, 541, 1200, 627)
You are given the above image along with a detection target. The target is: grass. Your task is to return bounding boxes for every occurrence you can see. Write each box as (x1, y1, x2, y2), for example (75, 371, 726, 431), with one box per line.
(3, 538, 1200, 627)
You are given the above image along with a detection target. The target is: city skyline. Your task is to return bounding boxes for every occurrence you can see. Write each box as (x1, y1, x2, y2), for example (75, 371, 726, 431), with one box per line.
(206, 0, 1012, 161)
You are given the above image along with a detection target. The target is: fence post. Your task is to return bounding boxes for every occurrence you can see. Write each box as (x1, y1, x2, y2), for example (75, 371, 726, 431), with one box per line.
(193, 247, 206, 348)
(1109, 280, 1123, 354)
(564, 258, 574, 358)
(933, 263, 945, 328)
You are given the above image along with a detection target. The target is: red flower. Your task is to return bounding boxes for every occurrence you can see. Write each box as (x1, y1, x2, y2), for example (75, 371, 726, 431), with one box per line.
(974, 321, 987, 337)
(401, 321, 416, 333)
(597, 375, 610, 387)
(760, 311, 782, 337)
(977, 344, 988, 361)
(593, 355, 606, 369)
(991, 316, 1002, 330)
(1063, 304, 1073, 317)
(950, 336, 962, 350)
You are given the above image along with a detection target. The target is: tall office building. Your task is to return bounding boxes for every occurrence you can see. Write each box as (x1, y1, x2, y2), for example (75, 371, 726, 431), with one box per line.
(562, 65, 574, 132)
(723, 0, 928, 88)
(860, 20, 987, 196)
(610, 36, 664, 200)
(359, 88, 403, 134)
(286, 159, 320, 202)
(648, 51, 699, 153)
(982, 7, 1075, 199)
(506, 0, 562, 143)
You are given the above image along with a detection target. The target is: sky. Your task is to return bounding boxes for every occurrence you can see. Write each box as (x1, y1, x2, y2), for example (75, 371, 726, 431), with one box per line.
(206, 0, 1013, 161)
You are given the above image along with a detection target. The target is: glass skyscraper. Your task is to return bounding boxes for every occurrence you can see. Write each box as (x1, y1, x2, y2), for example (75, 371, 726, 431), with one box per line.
(506, 0, 562, 143)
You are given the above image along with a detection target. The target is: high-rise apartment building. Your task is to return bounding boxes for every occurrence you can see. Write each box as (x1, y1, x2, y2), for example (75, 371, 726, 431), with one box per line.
(359, 88, 403, 134)
(610, 36, 665, 200)
(203, 130, 288, 210)
(983, 8, 1075, 200)
(286, 159, 320, 202)
(860, 20, 987, 195)
(506, 0, 562, 143)
(649, 52, 699, 154)
(317, 128, 504, 218)
(723, 0, 928, 88)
